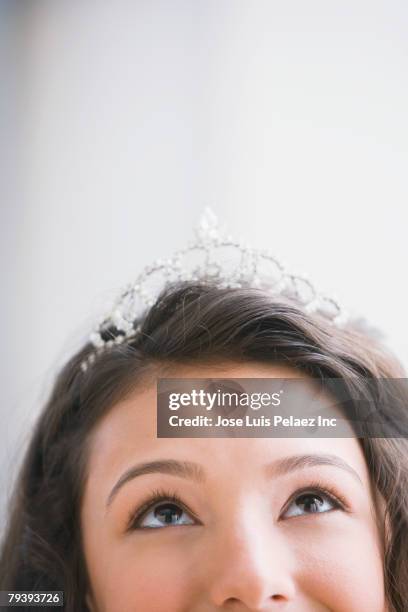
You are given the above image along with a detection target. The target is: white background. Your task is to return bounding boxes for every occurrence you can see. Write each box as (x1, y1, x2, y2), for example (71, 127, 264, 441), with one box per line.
(1, 0, 407, 530)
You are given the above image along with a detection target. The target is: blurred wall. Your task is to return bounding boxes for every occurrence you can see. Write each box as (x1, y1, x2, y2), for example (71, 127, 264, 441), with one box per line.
(1, 0, 407, 530)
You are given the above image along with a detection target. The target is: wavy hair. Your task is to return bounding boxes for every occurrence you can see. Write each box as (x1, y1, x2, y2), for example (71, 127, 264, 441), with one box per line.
(1, 281, 407, 611)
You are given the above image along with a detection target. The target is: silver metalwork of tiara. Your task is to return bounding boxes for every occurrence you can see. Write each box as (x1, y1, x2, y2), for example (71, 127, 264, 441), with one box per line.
(80, 207, 348, 373)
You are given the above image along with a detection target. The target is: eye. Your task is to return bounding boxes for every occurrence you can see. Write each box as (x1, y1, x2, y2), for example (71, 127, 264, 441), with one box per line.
(281, 488, 343, 519)
(127, 490, 197, 530)
(138, 502, 195, 529)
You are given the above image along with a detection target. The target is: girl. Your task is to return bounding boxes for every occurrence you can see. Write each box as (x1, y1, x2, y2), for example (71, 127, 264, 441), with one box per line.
(1, 214, 407, 611)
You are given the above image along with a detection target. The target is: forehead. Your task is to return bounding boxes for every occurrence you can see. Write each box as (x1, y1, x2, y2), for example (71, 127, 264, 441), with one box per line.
(84, 361, 370, 485)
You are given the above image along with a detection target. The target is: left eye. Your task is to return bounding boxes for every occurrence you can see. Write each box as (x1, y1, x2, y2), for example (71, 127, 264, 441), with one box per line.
(138, 502, 195, 529)
(282, 491, 338, 518)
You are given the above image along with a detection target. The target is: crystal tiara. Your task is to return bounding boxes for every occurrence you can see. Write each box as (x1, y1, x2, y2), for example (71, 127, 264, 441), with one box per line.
(80, 207, 349, 373)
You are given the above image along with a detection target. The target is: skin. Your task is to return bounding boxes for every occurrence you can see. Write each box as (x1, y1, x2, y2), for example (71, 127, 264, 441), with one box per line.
(81, 362, 388, 611)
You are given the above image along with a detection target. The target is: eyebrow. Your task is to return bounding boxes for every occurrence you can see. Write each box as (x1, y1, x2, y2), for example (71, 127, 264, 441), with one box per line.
(106, 453, 363, 508)
(106, 459, 205, 508)
(265, 453, 363, 485)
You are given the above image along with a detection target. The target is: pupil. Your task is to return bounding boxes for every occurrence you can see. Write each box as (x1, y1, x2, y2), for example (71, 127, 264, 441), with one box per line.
(154, 503, 181, 524)
(299, 494, 323, 512)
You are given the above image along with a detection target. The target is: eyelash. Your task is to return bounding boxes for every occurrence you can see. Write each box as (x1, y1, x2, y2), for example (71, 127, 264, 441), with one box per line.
(126, 487, 197, 532)
(126, 481, 349, 532)
(279, 480, 349, 517)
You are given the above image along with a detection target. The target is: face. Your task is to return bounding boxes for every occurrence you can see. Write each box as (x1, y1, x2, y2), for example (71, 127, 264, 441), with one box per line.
(81, 362, 387, 612)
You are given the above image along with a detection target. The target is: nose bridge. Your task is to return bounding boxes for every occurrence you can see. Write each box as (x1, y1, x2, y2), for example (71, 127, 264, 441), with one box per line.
(207, 496, 296, 608)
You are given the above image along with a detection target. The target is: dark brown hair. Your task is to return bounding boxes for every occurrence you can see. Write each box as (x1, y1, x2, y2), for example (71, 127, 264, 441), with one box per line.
(1, 281, 407, 611)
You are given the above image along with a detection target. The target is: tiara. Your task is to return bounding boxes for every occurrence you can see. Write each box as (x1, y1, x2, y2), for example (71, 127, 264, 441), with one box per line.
(80, 207, 349, 373)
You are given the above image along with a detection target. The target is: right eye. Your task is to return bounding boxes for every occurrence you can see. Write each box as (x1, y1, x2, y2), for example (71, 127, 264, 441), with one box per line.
(138, 501, 195, 529)
(128, 491, 198, 530)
